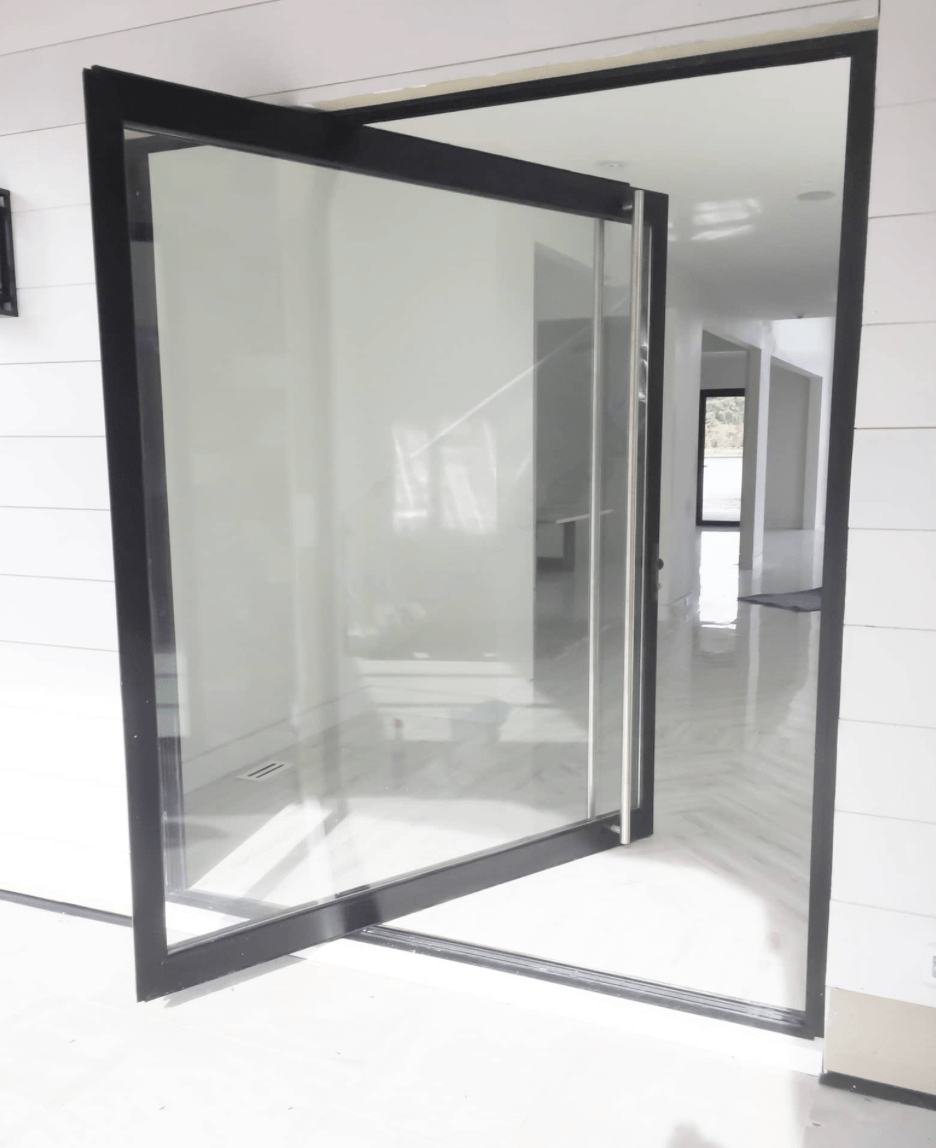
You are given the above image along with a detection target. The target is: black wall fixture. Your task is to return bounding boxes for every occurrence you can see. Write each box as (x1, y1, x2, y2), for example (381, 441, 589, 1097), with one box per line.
(0, 189, 17, 317)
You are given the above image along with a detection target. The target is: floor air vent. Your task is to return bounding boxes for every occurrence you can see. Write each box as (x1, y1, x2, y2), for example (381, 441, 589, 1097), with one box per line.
(237, 761, 293, 782)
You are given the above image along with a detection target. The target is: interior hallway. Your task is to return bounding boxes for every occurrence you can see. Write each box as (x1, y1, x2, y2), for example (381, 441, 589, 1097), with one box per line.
(392, 527, 823, 1009)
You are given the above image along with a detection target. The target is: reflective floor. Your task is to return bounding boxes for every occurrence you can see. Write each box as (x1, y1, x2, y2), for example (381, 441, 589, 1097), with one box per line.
(700, 455, 744, 522)
(392, 528, 823, 1009)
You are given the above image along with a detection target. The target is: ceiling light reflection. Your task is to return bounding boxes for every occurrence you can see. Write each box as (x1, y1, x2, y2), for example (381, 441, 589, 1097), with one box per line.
(692, 223, 755, 243)
(693, 198, 762, 226)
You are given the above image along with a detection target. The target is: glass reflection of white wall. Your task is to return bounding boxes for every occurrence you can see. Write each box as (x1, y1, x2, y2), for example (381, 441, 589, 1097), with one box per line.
(148, 142, 629, 932)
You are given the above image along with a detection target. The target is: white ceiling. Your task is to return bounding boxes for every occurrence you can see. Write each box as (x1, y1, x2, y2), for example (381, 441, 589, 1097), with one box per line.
(381, 59, 851, 319)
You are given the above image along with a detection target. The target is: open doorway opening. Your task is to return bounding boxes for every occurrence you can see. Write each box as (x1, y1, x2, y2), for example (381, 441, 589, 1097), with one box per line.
(697, 393, 745, 526)
(697, 334, 747, 528)
(357, 45, 857, 1030)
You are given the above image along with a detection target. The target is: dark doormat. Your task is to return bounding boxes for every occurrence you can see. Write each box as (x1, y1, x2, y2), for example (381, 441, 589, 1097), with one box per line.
(738, 587, 822, 612)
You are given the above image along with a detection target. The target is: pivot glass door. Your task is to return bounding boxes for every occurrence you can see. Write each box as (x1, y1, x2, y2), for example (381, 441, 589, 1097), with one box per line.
(84, 67, 667, 999)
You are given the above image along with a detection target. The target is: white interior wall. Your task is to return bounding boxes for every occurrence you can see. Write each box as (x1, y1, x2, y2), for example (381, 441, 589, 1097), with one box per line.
(5, 3, 935, 1082)
(144, 141, 603, 796)
(535, 319, 591, 516)
(735, 316, 835, 570)
(658, 269, 766, 610)
(700, 348, 748, 392)
(148, 146, 343, 793)
(656, 266, 833, 612)
(773, 316, 836, 530)
(764, 364, 810, 530)
(533, 248, 594, 560)
(747, 342, 781, 574)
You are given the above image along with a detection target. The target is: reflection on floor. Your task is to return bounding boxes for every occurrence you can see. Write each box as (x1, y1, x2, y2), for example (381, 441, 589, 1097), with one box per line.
(391, 529, 822, 1010)
(700, 454, 744, 521)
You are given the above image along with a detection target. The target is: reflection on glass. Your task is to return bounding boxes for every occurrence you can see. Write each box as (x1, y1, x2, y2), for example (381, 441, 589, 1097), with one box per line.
(127, 131, 633, 943)
(700, 394, 745, 523)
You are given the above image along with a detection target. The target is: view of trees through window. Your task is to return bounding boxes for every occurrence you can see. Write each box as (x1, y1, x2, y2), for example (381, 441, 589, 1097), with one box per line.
(704, 395, 744, 454)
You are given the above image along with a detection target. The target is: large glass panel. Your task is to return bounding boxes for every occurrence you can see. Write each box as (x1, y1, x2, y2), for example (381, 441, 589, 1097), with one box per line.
(700, 394, 745, 523)
(128, 133, 621, 942)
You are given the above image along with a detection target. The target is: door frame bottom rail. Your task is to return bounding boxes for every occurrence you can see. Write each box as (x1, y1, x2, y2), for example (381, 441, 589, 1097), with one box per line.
(353, 925, 816, 1038)
(2, 881, 812, 1037)
(164, 886, 812, 1036)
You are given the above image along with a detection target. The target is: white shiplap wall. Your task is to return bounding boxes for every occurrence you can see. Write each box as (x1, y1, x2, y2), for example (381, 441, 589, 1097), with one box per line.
(828, 0, 936, 1011)
(0, 115, 115, 904)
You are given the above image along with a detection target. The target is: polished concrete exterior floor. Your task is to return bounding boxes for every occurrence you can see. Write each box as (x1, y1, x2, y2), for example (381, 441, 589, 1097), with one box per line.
(2, 900, 934, 1148)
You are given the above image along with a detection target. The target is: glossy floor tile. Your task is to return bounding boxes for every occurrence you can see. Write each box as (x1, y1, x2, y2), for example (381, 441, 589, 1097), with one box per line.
(1, 903, 935, 1148)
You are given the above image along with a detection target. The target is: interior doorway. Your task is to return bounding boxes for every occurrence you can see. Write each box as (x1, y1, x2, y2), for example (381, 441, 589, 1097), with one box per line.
(340, 35, 874, 1038)
(697, 389, 746, 527)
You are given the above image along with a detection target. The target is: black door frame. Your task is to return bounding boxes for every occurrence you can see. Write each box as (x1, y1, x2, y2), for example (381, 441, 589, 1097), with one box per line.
(335, 29, 878, 1040)
(85, 65, 667, 1001)
(696, 388, 746, 528)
